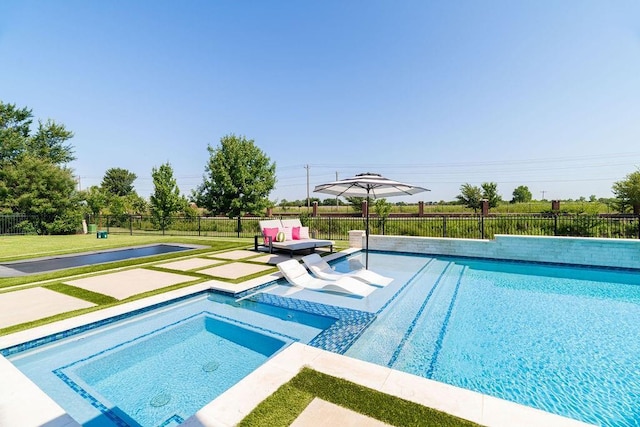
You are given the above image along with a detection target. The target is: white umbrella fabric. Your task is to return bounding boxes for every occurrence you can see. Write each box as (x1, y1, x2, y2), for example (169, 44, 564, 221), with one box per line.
(314, 173, 429, 268)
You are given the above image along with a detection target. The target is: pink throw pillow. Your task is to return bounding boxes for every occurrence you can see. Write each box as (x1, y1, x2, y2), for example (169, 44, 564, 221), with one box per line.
(292, 226, 301, 240)
(263, 227, 278, 245)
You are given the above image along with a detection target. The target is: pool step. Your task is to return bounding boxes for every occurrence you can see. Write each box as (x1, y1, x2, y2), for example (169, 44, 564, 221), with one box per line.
(390, 262, 466, 375)
(345, 259, 461, 367)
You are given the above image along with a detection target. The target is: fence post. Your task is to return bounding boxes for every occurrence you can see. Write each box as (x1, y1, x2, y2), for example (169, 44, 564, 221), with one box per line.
(237, 215, 241, 238)
(129, 215, 133, 236)
(480, 215, 485, 239)
(198, 216, 201, 237)
(442, 216, 447, 237)
(554, 215, 558, 236)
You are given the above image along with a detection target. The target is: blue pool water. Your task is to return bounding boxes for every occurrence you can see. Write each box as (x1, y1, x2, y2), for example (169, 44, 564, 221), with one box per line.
(341, 252, 640, 427)
(6, 292, 335, 426)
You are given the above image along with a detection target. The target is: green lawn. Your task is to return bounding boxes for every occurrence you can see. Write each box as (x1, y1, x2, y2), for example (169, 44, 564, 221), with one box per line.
(239, 368, 480, 427)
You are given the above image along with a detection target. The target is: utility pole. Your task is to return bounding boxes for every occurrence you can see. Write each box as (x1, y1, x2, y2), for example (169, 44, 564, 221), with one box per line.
(541, 190, 547, 200)
(335, 171, 339, 211)
(305, 164, 310, 211)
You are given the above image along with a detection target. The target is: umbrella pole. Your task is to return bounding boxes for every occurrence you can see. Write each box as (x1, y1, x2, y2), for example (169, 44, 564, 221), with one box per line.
(365, 193, 370, 269)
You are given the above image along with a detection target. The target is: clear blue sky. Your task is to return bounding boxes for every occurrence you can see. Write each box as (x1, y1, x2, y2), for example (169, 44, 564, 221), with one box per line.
(2, 1, 639, 203)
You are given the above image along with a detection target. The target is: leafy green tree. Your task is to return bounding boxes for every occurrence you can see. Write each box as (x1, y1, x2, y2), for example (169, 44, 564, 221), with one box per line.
(511, 185, 532, 203)
(612, 170, 640, 214)
(456, 184, 483, 212)
(0, 102, 74, 165)
(150, 162, 183, 233)
(82, 185, 108, 218)
(481, 182, 502, 208)
(193, 134, 276, 218)
(374, 198, 392, 234)
(0, 102, 32, 164)
(0, 155, 81, 234)
(26, 119, 75, 164)
(101, 167, 137, 197)
(124, 193, 149, 215)
(0, 102, 81, 233)
(346, 196, 365, 213)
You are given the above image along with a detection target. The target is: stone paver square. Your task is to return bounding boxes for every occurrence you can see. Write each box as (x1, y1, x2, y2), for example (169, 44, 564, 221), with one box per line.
(251, 254, 302, 265)
(157, 258, 223, 271)
(210, 250, 259, 260)
(65, 268, 194, 300)
(198, 262, 273, 280)
(291, 398, 392, 427)
(0, 287, 95, 329)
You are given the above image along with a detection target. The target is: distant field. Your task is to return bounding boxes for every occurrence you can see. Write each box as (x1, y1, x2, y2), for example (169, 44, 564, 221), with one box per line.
(274, 201, 614, 215)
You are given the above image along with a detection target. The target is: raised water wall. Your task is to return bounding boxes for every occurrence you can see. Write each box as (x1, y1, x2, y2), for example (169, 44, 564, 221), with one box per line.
(349, 231, 640, 270)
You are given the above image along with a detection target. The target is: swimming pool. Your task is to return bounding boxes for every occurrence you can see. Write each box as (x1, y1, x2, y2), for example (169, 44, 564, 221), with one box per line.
(339, 251, 640, 427)
(4, 292, 336, 426)
(0, 244, 199, 277)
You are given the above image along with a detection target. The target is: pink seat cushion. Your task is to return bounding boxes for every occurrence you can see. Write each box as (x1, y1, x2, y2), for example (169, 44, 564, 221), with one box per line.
(263, 227, 279, 245)
(292, 226, 301, 240)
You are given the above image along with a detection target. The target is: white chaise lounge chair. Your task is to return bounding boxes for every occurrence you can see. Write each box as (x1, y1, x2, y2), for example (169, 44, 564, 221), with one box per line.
(301, 254, 394, 286)
(277, 259, 375, 297)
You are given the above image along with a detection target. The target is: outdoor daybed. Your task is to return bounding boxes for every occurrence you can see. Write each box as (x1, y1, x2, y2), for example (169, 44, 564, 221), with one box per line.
(255, 218, 334, 257)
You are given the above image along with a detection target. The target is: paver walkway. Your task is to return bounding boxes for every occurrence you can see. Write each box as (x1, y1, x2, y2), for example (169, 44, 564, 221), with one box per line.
(64, 268, 194, 300)
(0, 287, 95, 329)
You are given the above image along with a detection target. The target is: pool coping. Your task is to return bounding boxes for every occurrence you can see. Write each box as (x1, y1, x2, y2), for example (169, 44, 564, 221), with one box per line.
(183, 342, 594, 427)
(0, 248, 595, 427)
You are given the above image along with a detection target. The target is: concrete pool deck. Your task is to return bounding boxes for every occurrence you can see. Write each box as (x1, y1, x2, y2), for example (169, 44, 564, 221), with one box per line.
(0, 247, 595, 427)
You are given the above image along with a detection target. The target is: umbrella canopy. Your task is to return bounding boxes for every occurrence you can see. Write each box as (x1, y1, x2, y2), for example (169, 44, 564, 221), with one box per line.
(314, 173, 429, 268)
(314, 173, 428, 198)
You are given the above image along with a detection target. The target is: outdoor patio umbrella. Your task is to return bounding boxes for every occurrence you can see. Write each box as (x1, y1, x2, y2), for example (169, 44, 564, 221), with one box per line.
(314, 173, 429, 268)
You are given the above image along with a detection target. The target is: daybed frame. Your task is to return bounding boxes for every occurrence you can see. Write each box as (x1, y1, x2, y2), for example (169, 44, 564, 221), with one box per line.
(254, 219, 334, 257)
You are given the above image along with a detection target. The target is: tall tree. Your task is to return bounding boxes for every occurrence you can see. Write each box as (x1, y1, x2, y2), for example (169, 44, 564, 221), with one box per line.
(82, 185, 108, 218)
(0, 101, 81, 233)
(193, 134, 276, 217)
(0, 155, 81, 234)
(612, 170, 640, 214)
(511, 185, 532, 203)
(26, 119, 75, 164)
(150, 162, 183, 233)
(481, 182, 502, 208)
(101, 167, 137, 197)
(346, 196, 365, 212)
(374, 198, 392, 234)
(0, 102, 74, 165)
(0, 102, 32, 164)
(456, 183, 483, 212)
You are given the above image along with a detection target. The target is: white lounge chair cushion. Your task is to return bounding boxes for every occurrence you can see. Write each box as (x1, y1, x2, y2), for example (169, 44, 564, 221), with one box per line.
(302, 254, 393, 286)
(277, 259, 374, 296)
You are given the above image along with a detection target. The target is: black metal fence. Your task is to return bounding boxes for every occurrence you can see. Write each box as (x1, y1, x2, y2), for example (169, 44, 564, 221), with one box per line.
(3, 214, 640, 240)
(0, 214, 37, 235)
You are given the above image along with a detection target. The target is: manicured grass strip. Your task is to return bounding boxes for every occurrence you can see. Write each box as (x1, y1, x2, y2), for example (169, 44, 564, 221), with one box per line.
(44, 283, 118, 305)
(239, 368, 480, 427)
(238, 383, 314, 427)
